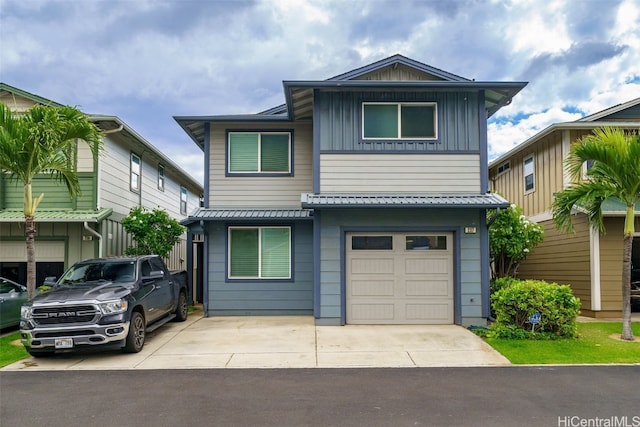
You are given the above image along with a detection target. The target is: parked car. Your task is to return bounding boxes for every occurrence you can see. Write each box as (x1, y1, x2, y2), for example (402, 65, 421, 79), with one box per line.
(20, 255, 189, 357)
(0, 277, 28, 329)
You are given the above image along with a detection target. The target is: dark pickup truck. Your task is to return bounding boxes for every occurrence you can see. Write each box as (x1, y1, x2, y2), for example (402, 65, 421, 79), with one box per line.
(20, 255, 188, 357)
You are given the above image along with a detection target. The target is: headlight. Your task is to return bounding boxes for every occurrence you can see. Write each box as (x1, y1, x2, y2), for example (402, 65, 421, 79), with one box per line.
(21, 305, 33, 320)
(99, 299, 128, 315)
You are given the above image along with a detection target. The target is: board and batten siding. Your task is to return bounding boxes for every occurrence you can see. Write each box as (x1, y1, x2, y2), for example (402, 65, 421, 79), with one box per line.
(516, 216, 592, 309)
(490, 130, 565, 218)
(205, 221, 314, 314)
(316, 91, 481, 152)
(320, 153, 480, 193)
(317, 208, 486, 325)
(208, 122, 313, 207)
(599, 217, 625, 313)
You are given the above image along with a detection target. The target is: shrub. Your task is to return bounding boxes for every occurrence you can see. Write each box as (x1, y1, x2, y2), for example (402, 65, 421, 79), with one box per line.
(491, 279, 580, 339)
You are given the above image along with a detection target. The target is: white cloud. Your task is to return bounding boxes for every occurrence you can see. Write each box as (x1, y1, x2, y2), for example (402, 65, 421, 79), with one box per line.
(1, 0, 639, 186)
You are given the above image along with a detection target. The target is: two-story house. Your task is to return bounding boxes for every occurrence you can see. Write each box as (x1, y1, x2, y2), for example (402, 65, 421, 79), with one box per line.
(0, 83, 203, 294)
(176, 55, 526, 326)
(489, 98, 640, 317)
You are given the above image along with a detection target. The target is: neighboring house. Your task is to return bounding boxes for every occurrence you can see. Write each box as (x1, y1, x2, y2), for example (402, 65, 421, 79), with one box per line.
(489, 98, 640, 317)
(0, 83, 203, 294)
(176, 54, 526, 326)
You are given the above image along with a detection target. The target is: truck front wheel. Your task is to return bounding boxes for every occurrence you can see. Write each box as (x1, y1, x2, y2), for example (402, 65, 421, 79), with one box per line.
(122, 311, 145, 353)
(174, 291, 188, 322)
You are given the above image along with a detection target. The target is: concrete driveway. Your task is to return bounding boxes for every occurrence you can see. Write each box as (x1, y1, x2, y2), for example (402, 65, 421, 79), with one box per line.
(2, 310, 509, 371)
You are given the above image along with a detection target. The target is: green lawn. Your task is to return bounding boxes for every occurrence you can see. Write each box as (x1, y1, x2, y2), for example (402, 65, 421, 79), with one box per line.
(0, 331, 28, 368)
(485, 322, 640, 364)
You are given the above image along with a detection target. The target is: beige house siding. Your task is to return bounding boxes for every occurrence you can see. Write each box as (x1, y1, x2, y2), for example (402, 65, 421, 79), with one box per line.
(490, 131, 565, 217)
(320, 153, 480, 193)
(0, 93, 37, 112)
(354, 63, 444, 81)
(517, 215, 592, 310)
(208, 122, 313, 207)
(599, 217, 625, 313)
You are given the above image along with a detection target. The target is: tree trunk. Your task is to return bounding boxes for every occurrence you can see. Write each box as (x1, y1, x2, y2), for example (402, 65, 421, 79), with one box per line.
(620, 207, 634, 340)
(25, 215, 37, 302)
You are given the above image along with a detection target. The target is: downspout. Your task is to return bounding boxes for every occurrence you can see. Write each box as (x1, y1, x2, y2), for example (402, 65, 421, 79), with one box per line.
(84, 222, 103, 258)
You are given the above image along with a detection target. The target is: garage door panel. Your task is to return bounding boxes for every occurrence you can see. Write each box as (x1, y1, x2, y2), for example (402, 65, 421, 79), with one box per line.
(406, 303, 452, 321)
(350, 280, 395, 296)
(351, 304, 395, 321)
(405, 258, 449, 274)
(405, 280, 450, 297)
(350, 258, 394, 274)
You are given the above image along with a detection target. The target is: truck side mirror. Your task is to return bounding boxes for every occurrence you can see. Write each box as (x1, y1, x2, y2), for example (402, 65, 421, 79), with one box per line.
(43, 276, 58, 286)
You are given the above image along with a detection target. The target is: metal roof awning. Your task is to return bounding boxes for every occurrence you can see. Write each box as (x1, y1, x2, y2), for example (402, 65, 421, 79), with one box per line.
(181, 208, 314, 225)
(0, 208, 113, 223)
(575, 198, 640, 217)
(300, 193, 510, 209)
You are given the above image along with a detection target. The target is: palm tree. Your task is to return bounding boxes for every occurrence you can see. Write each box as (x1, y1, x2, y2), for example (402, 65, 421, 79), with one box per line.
(0, 103, 103, 301)
(552, 127, 640, 341)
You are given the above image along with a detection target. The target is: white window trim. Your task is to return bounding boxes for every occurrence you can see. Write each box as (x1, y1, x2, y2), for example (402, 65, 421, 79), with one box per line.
(227, 131, 292, 174)
(362, 102, 438, 140)
(523, 155, 535, 194)
(497, 161, 511, 175)
(130, 153, 141, 193)
(158, 165, 165, 191)
(227, 226, 292, 280)
(180, 186, 188, 215)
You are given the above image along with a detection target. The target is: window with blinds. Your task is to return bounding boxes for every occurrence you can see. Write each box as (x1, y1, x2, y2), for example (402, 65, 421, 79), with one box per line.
(228, 132, 291, 174)
(228, 226, 291, 279)
(362, 102, 437, 140)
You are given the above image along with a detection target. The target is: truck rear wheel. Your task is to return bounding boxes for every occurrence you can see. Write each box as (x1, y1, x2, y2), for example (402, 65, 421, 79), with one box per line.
(122, 311, 145, 353)
(174, 291, 188, 322)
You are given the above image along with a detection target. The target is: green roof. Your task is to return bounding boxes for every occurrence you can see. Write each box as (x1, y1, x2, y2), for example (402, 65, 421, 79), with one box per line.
(0, 208, 113, 223)
(575, 198, 640, 216)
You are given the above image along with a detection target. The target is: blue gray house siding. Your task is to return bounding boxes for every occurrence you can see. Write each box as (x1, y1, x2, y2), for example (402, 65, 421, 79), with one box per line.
(316, 91, 481, 152)
(315, 208, 487, 326)
(205, 221, 314, 314)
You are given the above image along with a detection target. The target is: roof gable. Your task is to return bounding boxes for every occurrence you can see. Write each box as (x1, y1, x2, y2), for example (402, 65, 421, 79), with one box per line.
(578, 97, 640, 122)
(328, 54, 470, 82)
(0, 82, 63, 112)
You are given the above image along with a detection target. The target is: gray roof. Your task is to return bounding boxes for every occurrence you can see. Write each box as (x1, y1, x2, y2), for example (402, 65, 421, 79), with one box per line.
(300, 193, 509, 208)
(181, 208, 313, 225)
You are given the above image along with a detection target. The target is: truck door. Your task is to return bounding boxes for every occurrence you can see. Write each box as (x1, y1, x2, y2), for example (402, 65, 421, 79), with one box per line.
(148, 257, 174, 315)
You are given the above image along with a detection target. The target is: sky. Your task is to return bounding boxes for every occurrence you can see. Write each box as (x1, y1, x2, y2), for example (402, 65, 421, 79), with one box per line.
(1, 0, 639, 186)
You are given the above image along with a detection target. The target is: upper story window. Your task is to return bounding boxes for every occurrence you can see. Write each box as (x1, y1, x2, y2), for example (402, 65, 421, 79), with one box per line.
(362, 102, 437, 140)
(180, 186, 188, 215)
(227, 131, 291, 175)
(158, 165, 165, 191)
(497, 161, 511, 175)
(130, 153, 141, 193)
(524, 155, 535, 193)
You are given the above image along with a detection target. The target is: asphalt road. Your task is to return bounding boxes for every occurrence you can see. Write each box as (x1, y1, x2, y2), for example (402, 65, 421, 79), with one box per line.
(1, 366, 639, 427)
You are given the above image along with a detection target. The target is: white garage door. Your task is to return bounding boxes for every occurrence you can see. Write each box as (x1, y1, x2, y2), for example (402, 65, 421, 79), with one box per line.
(0, 241, 65, 262)
(346, 232, 454, 324)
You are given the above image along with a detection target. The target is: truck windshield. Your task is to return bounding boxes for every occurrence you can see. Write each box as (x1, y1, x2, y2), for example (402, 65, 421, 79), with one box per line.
(59, 262, 136, 285)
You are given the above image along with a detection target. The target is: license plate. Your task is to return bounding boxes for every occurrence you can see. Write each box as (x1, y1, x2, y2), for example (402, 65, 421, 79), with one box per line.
(55, 338, 73, 349)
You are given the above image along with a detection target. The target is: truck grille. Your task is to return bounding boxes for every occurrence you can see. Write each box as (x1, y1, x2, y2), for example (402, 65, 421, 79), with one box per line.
(32, 305, 100, 325)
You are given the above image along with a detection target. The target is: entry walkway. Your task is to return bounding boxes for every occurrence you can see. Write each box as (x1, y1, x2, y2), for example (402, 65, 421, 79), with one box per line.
(2, 312, 509, 371)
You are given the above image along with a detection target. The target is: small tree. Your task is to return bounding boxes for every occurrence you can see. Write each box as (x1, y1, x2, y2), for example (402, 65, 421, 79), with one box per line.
(489, 204, 544, 278)
(0, 103, 103, 301)
(121, 207, 185, 258)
